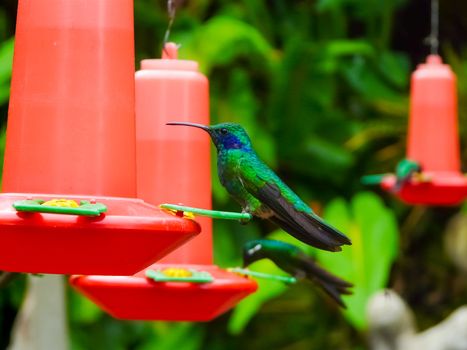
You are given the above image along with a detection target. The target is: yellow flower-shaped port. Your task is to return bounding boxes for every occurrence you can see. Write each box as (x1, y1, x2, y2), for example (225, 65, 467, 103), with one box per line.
(42, 199, 80, 208)
(146, 268, 214, 283)
(161, 268, 193, 278)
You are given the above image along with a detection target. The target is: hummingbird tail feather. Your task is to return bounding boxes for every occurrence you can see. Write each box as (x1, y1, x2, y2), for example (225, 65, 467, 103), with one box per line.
(308, 212, 352, 246)
(271, 216, 343, 252)
(301, 256, 353, 308)
(256, 183, 351, 251)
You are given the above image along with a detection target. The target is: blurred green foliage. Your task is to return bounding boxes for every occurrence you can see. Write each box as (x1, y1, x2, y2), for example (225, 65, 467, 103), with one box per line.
(318, 192, 399, 329)
(0, 37, 13, 106)
(0, 0, 467, 349)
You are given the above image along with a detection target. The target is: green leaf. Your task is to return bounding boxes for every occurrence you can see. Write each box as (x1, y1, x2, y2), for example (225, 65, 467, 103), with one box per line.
(462, 201, 467, 213)
(378, 51, 410, 89)
(176, 16, 275, 74)
(138, 323, 204, 350)
(316, 0, 346, 12)
(304, 137, 355, 173)
(68, 290, 103, 324)
(0, 37, 14, 105)
(0, 86, 9, 106)
(323, 40, 374, 58)
(316, 192, 399, 329)
(0, 37, 13, 83)
(343, 57, 405, 102)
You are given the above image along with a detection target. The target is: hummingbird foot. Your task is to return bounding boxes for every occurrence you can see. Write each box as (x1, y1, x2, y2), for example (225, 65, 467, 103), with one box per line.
(239, 210, 252, 225)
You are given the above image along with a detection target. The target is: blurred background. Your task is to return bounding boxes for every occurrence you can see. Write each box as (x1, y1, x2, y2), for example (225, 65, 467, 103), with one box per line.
(0, 0, 467, 349)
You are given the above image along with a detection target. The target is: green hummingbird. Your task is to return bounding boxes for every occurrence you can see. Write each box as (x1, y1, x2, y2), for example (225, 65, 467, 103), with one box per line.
(243, 239, 353, 307)
(393, 158, 422, 192)
(167, 122, 351, 252)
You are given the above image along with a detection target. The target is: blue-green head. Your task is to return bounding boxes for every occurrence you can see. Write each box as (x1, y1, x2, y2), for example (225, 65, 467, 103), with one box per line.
(242, 239, 297, 267)
(167, 122, 252, 152)
(242, 240, 267, 267)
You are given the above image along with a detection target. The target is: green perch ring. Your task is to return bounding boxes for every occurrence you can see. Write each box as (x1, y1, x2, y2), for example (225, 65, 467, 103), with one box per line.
(360, 174, 387, 186)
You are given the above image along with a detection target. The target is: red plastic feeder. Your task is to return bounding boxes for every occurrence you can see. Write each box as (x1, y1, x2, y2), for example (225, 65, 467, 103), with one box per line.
(71, 44, 257, 321)
(0, 0, 199, 274)
(380, 55, 467, 205)
(70, 264, 257, 321)
(0, 194, 199, 275)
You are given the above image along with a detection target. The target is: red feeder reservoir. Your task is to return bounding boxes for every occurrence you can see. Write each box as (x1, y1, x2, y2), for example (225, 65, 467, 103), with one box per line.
(71, 43, 257, 321)
(70, 264, 256, 321)
(0, 1, 199, 274)
(380, 55, 467, 205)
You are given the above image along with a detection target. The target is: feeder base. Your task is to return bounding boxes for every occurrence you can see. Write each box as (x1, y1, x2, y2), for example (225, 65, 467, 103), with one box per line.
(0, 193, 199, 275)
(70, 263, 258, 321)
(381, 172, 467, 205)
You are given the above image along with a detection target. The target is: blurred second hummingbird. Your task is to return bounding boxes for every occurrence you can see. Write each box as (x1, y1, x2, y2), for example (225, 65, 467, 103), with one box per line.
(243, 239, 353, 307)
(167, 122, 351, 252)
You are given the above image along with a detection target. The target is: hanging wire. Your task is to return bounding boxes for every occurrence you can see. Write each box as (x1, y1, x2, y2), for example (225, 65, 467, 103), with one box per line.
(163, 0, 176, 47)
(162, 0, 184, 56)
(428, 0, 439, 55)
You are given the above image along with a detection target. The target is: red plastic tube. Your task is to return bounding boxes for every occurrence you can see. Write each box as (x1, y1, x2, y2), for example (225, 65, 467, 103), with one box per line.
(407, 55, 460, 172)
(135, 43, 212, 264)
(3, 0, 136, 197)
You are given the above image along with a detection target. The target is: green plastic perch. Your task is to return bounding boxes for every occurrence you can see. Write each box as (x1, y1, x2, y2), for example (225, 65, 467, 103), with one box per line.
(361, 174, 387, 185)
(160, 203, 253, 221)
(228, 267, 297, 284)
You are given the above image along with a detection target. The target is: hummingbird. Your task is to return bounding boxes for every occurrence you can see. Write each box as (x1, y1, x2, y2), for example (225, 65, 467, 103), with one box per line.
(360, 158, 423, 192)
(392, 158, 422, 192)
(243, 239, 353, 307)
(167, 122, 351, 252)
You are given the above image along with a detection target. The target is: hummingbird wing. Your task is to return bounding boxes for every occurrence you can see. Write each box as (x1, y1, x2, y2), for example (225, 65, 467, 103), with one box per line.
(295, 252, 353, 308)
(238, 157, 351, 252)
(259, 183, 351, 251)
(254, 240, 352, 308)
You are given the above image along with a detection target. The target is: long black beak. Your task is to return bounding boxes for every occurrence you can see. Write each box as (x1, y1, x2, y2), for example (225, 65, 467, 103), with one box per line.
(242, 258, 249, 268)
(242, 251, 254, 268)
(166, 122, 211, 133)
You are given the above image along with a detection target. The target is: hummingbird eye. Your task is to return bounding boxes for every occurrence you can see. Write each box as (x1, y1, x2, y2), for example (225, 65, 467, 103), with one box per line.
(248, 244, 262, 255)
(220, 128, 228, 135)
